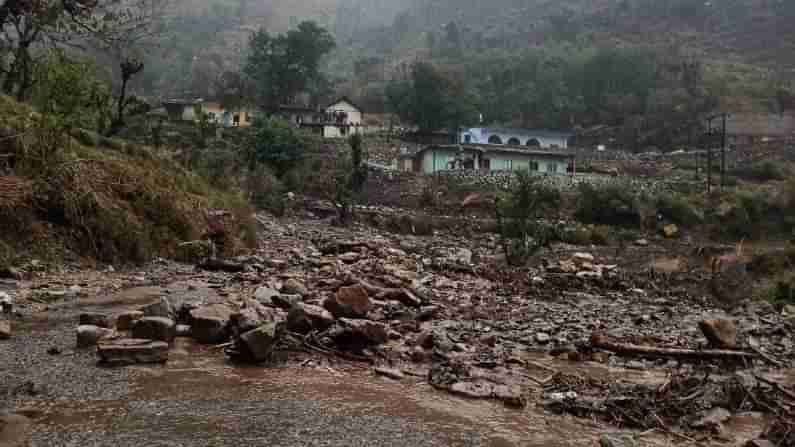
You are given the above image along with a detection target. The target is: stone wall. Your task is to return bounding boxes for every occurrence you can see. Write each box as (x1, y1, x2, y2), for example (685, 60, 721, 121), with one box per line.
(431, 169, 700, 195)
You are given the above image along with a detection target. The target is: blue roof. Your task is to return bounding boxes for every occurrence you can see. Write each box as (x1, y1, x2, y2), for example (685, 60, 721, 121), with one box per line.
(463, 127, 574, 138)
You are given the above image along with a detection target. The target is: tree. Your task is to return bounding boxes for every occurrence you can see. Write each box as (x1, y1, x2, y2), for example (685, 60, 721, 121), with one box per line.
(244, 21, 335, 113)
(330, 133, 368, 225)
(386, 62, 477, 132)
(31, 49, 113, 132)
(246, 117, 309, 176)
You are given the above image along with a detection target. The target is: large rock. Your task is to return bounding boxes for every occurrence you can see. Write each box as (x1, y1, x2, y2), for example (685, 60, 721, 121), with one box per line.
(0, 319, 10, 339)
(231, 300, 283, 334)
(272, 294, 301, 310)
(141, 297, 175, 320)
(286, 303, 334, 334)
(338, 318, 388, 345)
(132, 317, 176, 343)
(189, 304, 234, 344)
(115, 311, 144, 330)
(79, 312, 112, 328)
(699, 319, 737, 349)
(238, 322, 280, 362)
(691, 407, 731, 429)
(324, 285, 371, 318)
(0, 291, 12, 314)
(97, 339, 169, 365)
(253, 286, 280, 303)
(282, 279, 308, 296)
(76, 325, 114, 348)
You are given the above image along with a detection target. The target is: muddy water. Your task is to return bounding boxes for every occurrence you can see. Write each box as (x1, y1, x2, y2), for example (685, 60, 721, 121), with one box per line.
(5, 285, 767, 446)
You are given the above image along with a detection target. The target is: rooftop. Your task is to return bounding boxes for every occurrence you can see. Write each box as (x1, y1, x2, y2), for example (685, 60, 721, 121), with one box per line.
(463, 127, 575, 139)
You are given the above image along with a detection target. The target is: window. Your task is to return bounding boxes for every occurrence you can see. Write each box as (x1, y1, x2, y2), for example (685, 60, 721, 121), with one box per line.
(488, 135, 503, 144)
(529, 161, 539, 171)
(548, 163, 558, 174)
(505, 159, 513, 170)
(507, 137, 521, 145)
(245, 113, 252, 123)
(207, 112, 216, 121)
(464, 134, 471, 143)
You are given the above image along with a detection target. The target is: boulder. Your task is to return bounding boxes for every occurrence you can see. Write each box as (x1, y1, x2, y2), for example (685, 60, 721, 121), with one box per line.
(599, 434, 637, 447)
(282, 279, 308, 296)
(0, 291, 12, 314)
(231, 301, 283, 334)
(97, 339, 169, 365)
(286, 303, 334, 334)
(324, 285, 371, 318)
(744, 440, 775, 447)
(572, 252, 595, 263)
(238, 322, 280, 362)
(176, 324, 192, 337)
(782, 304, 795, 317)
(79, 312, 112, 328)
(141, 297, 175, 320)
(189, 304, 234, 344)
(132, 317, 176, 343)
(663, 224, 679, 238)
(272, 294, 301, 310)
(699, 319, 737, 349)
(76, 325, 114, 348)
(691, 407, 731, 429)
(338, 318, 388, 345)
(0, 319, 10, 339)
(115, 311, 144, 330)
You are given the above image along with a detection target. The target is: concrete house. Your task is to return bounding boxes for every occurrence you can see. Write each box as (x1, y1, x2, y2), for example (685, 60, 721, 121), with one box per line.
(459, 127, 573, 149)
(401, 144, 573, 175)
(279, 97, 364, 138)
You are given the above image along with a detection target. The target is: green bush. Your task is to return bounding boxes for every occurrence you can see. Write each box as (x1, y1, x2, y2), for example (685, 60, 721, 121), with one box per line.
(496, 170, 561, 265)
(575, 183, 640, 227)
(656, 194, 703, 227)
(764, 275, 795, 307)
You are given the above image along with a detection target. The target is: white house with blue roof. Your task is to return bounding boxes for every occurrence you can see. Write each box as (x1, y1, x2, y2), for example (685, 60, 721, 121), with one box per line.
(459, 127, 573, 149)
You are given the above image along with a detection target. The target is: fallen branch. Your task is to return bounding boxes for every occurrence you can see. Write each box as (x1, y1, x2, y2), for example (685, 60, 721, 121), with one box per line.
(590, 334, 758, 362)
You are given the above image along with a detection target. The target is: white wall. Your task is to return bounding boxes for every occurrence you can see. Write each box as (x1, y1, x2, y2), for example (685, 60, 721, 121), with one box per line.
(460, 128, 570, 149)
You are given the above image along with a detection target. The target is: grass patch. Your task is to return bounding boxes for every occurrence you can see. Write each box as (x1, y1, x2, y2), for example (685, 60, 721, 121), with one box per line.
(730, 161, 788, 182)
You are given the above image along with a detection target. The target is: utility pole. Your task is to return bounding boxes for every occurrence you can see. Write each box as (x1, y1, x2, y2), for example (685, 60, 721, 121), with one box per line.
(704, 113, 729, 193)
(721, 113, 728, 189)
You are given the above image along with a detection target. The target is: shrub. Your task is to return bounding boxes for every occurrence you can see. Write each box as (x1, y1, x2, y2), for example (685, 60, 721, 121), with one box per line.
(656, 194, 703, 227)
(496, 170, 561, 265)
(575, 183, 640, 227)
(731, 161, 787, 182)
(764, 275, 795, 307)
(247, 117, 311, 177)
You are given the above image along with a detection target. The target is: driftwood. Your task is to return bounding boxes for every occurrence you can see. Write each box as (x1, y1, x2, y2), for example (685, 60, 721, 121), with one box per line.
(590, 334, 758, 362)
(198, 258, 245, 272)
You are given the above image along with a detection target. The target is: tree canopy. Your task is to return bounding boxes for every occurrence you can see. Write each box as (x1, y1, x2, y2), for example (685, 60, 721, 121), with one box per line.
(244, 21, 335, 112)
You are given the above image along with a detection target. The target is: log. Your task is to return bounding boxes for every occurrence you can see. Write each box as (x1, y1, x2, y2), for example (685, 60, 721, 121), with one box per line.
(590, 334, 758, 362)
(198, 258, 245, 272)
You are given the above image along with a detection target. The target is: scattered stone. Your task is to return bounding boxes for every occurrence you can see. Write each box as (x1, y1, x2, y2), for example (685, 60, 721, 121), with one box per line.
(692, 407, 731, 429)
(282, 279, 308, 296)
(116, 311, 144, 330)
(141, 297, 175, 320)
(782, 304, 795, 317)
(699, 319, 737, 349)
(46, 347, 61, 355)
(189, 304, 234, 344)
(572, 252, 595, 263)
(0, 319, 10, 339)
(338, 318, 388, 345)
(76, 325, 114, 348)
(634, 239, 649, 247)
(79, 312, 112, 328)
(417, 305, 441, 321)
(535, 332, 551, 344)
(397, 288, 422, 307)
(286, 303, 335, 334)
(325, 285, 371, 318)
(663, 223, 679, 238)
(599, 434, 637, 447)
(97, 339, 169, 365)
(132, 317, 176, 343)
(238, 322, 280, 362)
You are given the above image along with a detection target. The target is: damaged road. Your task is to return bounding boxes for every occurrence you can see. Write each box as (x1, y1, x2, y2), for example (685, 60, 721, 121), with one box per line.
(1, 211, 794, 446)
